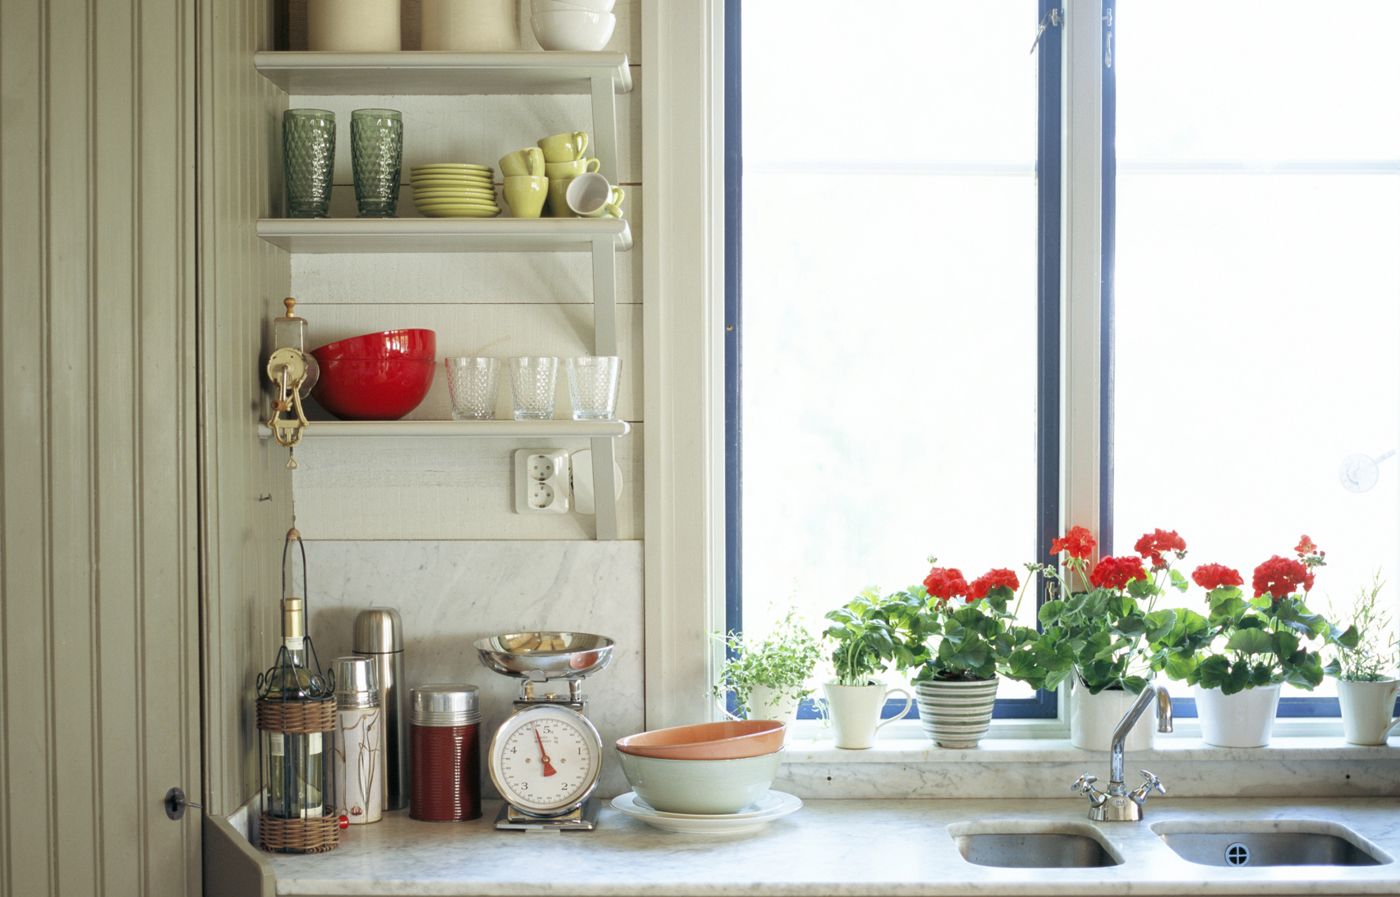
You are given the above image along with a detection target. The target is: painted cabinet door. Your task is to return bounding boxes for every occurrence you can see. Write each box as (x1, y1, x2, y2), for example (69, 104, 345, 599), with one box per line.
(0, 0, 200, 893)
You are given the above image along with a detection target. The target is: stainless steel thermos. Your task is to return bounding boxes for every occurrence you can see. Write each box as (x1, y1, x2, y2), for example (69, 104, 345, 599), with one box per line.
(353, 608, 408, 810)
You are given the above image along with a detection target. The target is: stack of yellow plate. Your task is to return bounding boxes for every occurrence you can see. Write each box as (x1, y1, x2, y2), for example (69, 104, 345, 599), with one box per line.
(410, 163, 501, 218)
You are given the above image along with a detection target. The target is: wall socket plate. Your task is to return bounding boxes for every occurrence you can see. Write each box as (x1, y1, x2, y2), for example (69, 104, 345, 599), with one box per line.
(514, 449, 570, 514)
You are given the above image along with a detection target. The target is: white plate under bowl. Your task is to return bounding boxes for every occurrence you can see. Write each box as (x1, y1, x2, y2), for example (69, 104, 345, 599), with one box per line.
(610, 790, 801, 835)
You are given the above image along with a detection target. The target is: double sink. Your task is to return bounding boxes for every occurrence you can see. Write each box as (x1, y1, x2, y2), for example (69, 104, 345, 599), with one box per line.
(952, 820, 1389, 869)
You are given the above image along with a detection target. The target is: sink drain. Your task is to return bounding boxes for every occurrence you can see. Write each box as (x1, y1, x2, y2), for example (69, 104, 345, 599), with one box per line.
(1224, 842, 1251, 866)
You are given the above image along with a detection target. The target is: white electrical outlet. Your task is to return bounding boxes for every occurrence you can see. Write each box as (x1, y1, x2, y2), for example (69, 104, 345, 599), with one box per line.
(515, 449, 570, 514)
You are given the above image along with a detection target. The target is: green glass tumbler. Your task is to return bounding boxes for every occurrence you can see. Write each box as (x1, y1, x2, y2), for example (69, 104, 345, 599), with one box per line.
(283, 109, 336, 218)
(351, 108, 403, 218)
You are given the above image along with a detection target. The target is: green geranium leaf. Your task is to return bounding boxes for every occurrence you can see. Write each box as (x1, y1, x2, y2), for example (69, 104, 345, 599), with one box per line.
(1225, 628, 1274, 655)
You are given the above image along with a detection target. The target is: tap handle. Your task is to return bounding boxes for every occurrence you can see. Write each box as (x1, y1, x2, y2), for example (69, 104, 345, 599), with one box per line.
(1131, 769, 1165, 803)
(1071, 773, 1099, 795)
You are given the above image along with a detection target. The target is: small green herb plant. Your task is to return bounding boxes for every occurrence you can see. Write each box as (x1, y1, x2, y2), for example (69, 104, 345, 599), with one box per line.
(823, 589, 904, 686)
(712, 610, 821, 715)
(1326, 574, 1395, 682)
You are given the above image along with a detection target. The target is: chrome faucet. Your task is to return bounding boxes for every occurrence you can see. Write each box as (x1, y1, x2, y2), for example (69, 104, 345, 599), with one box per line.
(1071, 685, 1173, 822)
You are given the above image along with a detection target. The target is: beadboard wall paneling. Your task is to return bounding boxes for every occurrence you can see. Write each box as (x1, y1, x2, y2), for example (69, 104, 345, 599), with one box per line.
(295, 80, 642, 188)
(292, 425, 643, 540)
(299, 302, 642, 420)
(197, 0, 296, 820)
(1, 0, 200, 891)
(281, 0, 642, 60)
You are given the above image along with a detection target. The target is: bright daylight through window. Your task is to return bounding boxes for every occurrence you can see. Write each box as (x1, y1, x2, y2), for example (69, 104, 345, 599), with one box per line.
(732, 1, 1400, 726)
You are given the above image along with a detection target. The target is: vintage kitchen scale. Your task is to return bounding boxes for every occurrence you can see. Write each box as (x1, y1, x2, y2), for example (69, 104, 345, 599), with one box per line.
(475, 631, 614, 831)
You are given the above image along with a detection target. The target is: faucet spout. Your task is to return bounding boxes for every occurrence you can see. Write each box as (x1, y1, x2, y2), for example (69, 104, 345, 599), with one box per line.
(1109, 685, 1171, 791)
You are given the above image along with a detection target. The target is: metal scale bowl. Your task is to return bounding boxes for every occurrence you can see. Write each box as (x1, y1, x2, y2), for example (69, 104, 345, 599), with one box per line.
(475, 631, 614, 831)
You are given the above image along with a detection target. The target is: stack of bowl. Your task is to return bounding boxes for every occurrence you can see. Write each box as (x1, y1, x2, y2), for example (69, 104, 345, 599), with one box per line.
(615, 720, 785, 815)
(311, 329, 437, 421)
(410, 164, 501, 218)
(530, 0, 616, 51)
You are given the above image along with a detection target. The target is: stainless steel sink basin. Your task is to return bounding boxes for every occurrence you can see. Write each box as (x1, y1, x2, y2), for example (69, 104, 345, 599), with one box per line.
(1153, 821, 1390, 867)
(950, 822, 1122, 868)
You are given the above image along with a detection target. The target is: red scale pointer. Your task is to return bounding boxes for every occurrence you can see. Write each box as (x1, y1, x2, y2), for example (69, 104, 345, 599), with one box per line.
(534, 726, 557, 777)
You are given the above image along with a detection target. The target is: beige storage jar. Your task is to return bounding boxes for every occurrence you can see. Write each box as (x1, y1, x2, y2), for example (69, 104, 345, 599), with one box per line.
(308, 0, 402, 51)
(420, 0, 519, 51)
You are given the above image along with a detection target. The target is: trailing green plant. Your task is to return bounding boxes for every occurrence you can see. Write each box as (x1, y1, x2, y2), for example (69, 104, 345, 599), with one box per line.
(887, 560, 1040, 683)
(712, 610, 822, 714)
(1150, 536, 1352, 695)
(1325, 573, 1392, 682)
(1009, 526, 1188, 695)
(823, 589, 904, 686)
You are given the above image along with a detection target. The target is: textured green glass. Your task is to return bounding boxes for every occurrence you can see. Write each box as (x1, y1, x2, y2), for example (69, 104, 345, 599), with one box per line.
(283, 109, 336, 219)
(351, 108, 403, 218)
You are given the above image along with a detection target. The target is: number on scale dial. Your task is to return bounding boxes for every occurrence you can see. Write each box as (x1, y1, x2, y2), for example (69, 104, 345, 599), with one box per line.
(489, 704, 603, 816)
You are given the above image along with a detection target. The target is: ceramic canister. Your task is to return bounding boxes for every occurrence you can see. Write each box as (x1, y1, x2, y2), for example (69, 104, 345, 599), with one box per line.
(308, 0, 401, 51)
(420, 0, 519, 51)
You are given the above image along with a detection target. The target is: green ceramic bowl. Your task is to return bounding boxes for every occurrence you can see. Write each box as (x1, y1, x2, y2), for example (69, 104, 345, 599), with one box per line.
(617, 749, 782, 815)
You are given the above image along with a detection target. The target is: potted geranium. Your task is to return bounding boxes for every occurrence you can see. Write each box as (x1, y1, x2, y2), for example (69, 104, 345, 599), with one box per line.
(712, 610, 821, 730)
(821, 589, 914, 749)
(892, 560, 1038, 748)
(1325, 574, 1394, 745)
(1152, 536, 1336, 747)
(1015, 525, 1187, 751)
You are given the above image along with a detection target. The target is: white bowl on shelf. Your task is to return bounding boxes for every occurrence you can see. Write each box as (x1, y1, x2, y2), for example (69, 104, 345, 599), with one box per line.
(531, 10, 616, 51)
(531, 0, 616, 14)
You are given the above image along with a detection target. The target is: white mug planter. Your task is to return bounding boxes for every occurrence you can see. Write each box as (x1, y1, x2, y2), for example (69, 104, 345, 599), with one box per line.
(823, 682, 913, 750)
(1070, 678, 1157, 752)
(718, 684, 801, 735)
(914, 677, 1000, 748)
(1336, 678, 1400, 746)
(1194, 683, 1281, 748)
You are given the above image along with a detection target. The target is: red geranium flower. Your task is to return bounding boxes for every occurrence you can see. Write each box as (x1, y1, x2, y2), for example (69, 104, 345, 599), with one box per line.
(1089, 555, 1148, 591)
(1252, 555, 1311, 601)
(923, 566, 969, 602)
(1050, 525, 1097, 561)
(1191, 563, 1243, 591)
(1295, 535, 1319, 557)
(1134, 528, 1187, 569)
(968, 568, 1020, 602)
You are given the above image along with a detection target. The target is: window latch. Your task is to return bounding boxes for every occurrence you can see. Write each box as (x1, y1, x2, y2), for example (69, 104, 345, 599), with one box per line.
(1030, 7, 1063, 55)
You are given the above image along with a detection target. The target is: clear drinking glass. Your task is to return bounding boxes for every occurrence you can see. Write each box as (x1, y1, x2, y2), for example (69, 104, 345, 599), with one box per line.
(508, 356, 558, 420)
(283, 109, 336, 218)
(350, 108, 403, 218)
(444, 357, 501, 420)
(565, 356, 621, 420)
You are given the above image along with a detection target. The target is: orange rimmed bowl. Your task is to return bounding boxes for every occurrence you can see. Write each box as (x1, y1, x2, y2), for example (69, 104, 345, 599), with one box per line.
(616, 720, 786, 761)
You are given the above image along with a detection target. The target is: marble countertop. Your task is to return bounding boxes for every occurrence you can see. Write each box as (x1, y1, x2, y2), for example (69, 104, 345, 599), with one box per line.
(269, 798, 1400, 896)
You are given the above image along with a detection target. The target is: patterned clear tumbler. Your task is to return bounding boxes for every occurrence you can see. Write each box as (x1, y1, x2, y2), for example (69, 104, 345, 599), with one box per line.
(283, 109, 336, 218)
(351, 108, 403, 218)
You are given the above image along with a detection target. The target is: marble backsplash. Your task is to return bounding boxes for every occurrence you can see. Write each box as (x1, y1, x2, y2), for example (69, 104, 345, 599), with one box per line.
(304, 539, 644, 798)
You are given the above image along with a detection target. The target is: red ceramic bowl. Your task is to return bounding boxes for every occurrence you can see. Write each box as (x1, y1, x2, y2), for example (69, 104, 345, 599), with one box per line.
(311, 329, 436, 420)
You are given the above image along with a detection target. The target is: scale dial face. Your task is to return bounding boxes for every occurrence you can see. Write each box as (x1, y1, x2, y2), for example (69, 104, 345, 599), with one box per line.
(488, 704, 604, 817)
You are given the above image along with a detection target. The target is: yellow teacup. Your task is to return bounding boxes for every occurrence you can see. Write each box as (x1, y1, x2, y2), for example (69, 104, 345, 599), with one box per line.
(503, 175, 548, 219)
(565, 173, 625, 219)
(499, 147, 544, 178)
(544, 158, 601, 179)
(546, 177, 575, 218)
(538, 130, 589, 163)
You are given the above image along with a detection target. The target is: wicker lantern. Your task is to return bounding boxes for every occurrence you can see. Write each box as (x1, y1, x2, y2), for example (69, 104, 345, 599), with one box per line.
(256, 528, 339, 853)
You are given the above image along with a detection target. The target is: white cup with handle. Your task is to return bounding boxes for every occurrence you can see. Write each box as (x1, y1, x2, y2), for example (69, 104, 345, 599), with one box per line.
(1337, 678, 1400, 745)
(822, 681, 913, 750)
(565, 172, 625, 218)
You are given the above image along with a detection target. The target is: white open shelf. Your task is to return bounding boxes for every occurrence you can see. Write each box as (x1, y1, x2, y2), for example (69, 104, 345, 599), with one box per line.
(253, 51, 633, 96)
(256, 217, 632, 253)
(259, 419, 630, 439)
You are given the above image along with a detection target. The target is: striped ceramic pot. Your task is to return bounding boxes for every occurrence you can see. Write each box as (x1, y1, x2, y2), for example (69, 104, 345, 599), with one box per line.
(914, 676, 1000, 748)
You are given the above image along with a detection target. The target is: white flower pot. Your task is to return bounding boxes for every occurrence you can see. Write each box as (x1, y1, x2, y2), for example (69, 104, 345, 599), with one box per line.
(1070, 678, 1157, 752)
(914, 677, 999, 748)
(1194, 683, 1281, 748)
(746, 684, 801, 731)
(1336, 678, 1400, 746)
(823, 682, 912, 750)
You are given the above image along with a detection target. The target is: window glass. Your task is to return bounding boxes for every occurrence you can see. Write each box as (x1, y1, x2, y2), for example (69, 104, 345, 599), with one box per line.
(1112, 2, 1400, 698)
(739, 2, 1044, 699)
